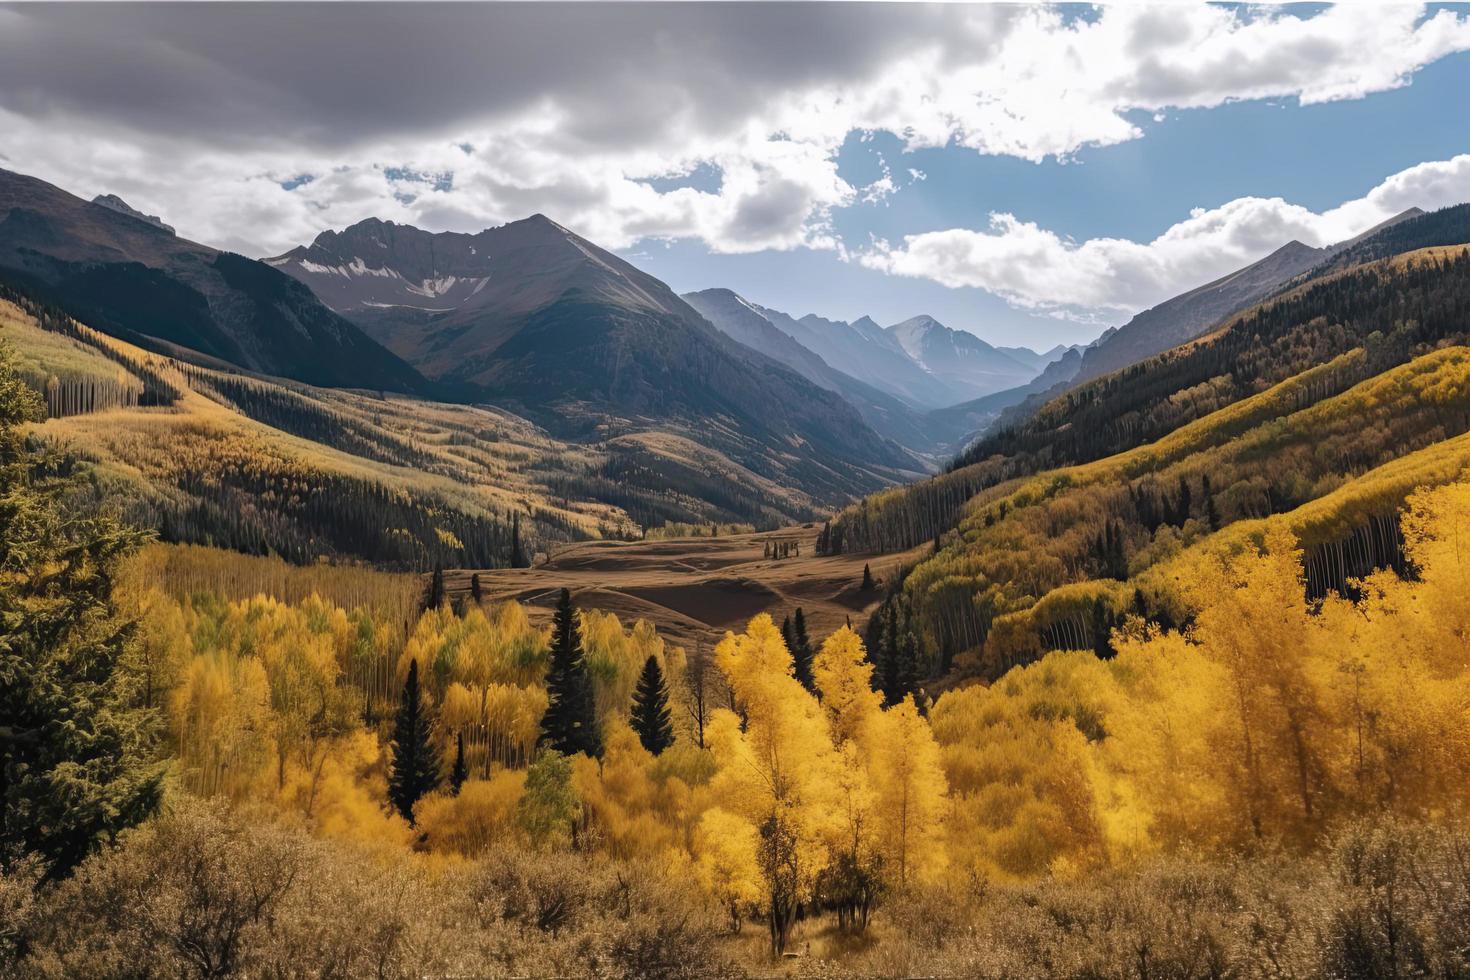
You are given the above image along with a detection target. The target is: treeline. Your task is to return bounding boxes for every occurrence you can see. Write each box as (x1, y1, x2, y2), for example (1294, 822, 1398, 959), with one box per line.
(182, 365, 449, 475)
(123, 443, 527, 571)
(0, 279, 180, 408)
(899, 346, 1470, 674)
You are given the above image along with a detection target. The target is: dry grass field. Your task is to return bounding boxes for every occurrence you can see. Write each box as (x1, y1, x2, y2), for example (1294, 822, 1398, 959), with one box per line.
(449, 525, 931, 652)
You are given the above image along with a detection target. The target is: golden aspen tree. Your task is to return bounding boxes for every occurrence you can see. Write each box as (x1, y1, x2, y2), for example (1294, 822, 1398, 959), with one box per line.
(869, 697, 948, 886)
(693, 807, 762, 933)
(707, 614, 843, 955)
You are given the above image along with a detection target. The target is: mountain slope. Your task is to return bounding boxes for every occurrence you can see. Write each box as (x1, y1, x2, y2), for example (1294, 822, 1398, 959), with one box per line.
(271, 218, 916, 500)
(745, 305, 946, 409)
(682, 288, 960, 455)
(0, 168, 426, 393)
(889, 314, 1036, 400)
(1074, 208, 1427, 385)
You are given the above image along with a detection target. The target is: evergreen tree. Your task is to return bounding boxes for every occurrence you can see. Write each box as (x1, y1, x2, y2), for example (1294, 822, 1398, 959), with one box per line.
(898, 630, 920, 700)
(424, 565, 445, 612)
(790, 608, 815, 693)
(511, 513, 531, 568)
(539, 588, 603, 758)
(0, 346, 163, 882)
(470, 572, 483, 603)
(449, 730, 468, 796)
(630, 655, 675, 755)
(780, 615, 795, 658)
(388, 659, 440, 824)
(861, 563, 874, 591)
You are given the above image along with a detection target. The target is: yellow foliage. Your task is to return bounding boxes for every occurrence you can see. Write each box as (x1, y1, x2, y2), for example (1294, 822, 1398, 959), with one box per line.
(416, 770, 527, 857)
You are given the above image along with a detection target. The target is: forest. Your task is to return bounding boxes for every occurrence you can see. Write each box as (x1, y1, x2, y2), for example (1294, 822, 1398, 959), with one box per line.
(4, 328, 1470, 976)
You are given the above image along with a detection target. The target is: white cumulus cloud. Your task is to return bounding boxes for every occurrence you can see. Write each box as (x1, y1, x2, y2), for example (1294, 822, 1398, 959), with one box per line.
(860, 154, 1470, 321)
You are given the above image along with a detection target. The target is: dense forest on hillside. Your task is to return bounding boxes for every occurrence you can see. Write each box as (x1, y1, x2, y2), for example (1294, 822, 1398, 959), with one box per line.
(823, 246, 1470, 562)
(0, 282, 847, 574)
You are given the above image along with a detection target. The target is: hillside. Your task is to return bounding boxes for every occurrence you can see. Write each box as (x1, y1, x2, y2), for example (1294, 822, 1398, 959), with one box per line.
(682, 288, 966, 455)
(271, 217, 916, 501)
(820, 229, 1470, 683)
(0, 283, 873, 571)
(0, 168, 426, 393)
(1072, 208, 1426, 385)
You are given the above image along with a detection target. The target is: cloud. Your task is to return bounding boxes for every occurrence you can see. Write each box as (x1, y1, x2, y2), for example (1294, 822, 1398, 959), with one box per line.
(860, 154, 1470, 320)
(0, 4, 1466, 257)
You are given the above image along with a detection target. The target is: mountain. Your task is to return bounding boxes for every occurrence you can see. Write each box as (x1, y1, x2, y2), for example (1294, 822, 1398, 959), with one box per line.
(888, 314, 1036, 401)
(90, 194, 175, 234)
(926, 346, 1085, 451)
(997, 343, 1077, 374)
(683, 288, 961, 455)
(1074, 208, 1428, 385)
(0, 168, 425, 392)
(746, 306, 945, 409)
(271, 217, 916, 497)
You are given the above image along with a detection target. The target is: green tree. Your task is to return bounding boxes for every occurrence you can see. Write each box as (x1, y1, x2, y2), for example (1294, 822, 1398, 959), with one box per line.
(518, 750, 581, 849)
(510, 513, 531, 568)
(861, 563, 874, 591)
(470, 572, 483, 604)
(0, 345, 163, 882)
(423, 566, 445, 612)
(630, 655, 675, 755)
(790, 608, 815, 693)
(539, 589, 602, 758)
(388, 659, 440, 824)
(449, 731, 468, 796)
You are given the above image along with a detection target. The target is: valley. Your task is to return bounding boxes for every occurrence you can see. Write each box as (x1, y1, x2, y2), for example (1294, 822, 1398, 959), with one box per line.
(445, 525, 926, 655)
(6, 126, 1470, 977)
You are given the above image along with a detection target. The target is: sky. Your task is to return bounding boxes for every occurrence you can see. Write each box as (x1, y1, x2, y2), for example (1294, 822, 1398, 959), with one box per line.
(2, 3, 1470, 350)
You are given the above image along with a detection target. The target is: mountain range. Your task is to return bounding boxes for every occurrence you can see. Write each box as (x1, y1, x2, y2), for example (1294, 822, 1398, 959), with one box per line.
(7, 163, 1436, 519)
(0, 168, 425, 393)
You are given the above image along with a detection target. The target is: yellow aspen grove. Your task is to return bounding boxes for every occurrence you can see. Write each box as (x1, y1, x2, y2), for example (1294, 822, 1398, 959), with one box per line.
(708, 614, 844, 955)
(870, 697, 948, 886)
(812, 626, 883, 746)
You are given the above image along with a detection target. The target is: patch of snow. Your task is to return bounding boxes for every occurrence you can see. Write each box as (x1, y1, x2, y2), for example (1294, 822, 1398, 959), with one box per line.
(362, 301, 457, 312)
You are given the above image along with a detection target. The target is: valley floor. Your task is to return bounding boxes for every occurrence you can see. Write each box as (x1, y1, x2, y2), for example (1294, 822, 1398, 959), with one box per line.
(453, 526, 929, 654)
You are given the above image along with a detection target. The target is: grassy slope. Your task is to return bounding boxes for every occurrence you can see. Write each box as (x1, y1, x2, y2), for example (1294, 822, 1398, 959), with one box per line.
(0, 298, 831, 569)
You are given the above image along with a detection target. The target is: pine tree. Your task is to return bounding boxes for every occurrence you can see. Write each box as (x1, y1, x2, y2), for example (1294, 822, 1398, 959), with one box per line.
(790, 608, 815, 693)
(424, 565, 445, 612)
(630, 655, 675, 755)
(0, 345, 163, 882)
(539, 588, 603, 758)
(898, 630, 920, 699)
(449, 730, 468, 795)
(388, 659, 440, 824)
(781, 615, 795, 659)
(861, 563, 874, 591)
(511, 513, 531, 568)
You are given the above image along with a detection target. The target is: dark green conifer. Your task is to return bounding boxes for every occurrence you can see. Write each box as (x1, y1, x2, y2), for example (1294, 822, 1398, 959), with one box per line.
(449, 731, 468, 795)
(791, 608, 815, 693)
(861, 563, 874, 591)
(0, 346, 163, 881)
(424, 565, 445, 611)
(630, 655, 675, 755)
(471, 572, 483, 603)
(388, 658, 440, 824)
(539, 588, 603, 758)
(511, 513, 531, 568)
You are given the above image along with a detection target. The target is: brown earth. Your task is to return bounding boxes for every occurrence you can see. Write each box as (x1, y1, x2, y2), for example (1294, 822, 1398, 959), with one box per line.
(444, 525, 930, 653)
